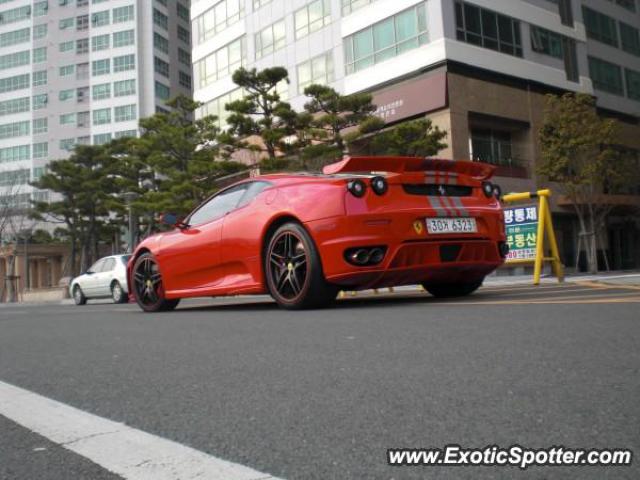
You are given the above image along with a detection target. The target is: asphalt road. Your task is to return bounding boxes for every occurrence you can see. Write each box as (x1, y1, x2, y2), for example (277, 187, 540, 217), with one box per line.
(1, 281, 639, 480)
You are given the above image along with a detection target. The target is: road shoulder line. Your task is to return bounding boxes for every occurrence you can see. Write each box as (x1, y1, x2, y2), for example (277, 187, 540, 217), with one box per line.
(0, 380, 282, 480)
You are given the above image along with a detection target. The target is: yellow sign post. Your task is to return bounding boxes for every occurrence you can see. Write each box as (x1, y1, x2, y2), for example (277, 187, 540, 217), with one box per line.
(502, 189, 564, 285)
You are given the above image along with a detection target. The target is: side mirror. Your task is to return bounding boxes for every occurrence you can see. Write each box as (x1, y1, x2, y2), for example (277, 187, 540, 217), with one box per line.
(160, 213, 187, 229)
(160, 213, 178, 226)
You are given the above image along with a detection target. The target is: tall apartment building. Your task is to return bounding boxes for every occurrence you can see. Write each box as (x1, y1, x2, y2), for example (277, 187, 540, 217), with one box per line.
(192, 0, 640, 269)
(0, 0, 193, 213)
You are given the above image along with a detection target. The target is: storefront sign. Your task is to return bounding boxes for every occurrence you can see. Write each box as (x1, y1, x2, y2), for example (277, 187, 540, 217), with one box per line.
(370, 73, 447, 124)
(504, 205, 538, 261)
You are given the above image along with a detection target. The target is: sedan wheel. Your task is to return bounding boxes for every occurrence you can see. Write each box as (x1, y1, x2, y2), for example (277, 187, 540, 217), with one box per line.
(111, 281, 127, 304)
(132, 253, 180, 312)
(73, 285, 87, 305)
(265, 223, 337, 309)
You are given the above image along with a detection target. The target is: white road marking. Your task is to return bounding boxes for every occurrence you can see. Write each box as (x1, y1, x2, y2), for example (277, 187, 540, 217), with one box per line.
(0, 380, 282, 480)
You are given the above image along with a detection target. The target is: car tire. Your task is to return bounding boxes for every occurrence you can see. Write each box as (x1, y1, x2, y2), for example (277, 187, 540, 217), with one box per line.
(422, 279, 484, 298)
(265, 222, 338, 310)
(111, 281, 127, 304)
(131, 252, 180, 313)
(72, 285, 87, 305)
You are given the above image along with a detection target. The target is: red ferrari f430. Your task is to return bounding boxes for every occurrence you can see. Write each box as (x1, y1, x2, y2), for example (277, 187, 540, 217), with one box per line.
(128, 156, 507, 312)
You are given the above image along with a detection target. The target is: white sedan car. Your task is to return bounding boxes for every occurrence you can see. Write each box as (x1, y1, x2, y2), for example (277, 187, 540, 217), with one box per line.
(70, 255, 131, 305)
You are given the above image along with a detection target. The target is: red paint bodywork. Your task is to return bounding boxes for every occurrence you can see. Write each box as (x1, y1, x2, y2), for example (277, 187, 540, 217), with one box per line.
(128, 157, 506, 300)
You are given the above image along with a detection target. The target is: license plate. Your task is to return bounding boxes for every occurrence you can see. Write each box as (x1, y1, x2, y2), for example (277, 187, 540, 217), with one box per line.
(426, 217, 477, 234)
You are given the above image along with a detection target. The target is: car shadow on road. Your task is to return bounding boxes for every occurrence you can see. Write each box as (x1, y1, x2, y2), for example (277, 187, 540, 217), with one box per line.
(172, 292, 459, 313)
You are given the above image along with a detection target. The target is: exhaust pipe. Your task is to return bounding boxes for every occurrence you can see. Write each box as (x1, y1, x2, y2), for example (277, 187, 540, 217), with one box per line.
(350, 249, 371, 265)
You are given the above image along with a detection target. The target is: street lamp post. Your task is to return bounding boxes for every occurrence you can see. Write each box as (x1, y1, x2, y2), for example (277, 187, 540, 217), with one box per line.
(123, 192, 139, 254)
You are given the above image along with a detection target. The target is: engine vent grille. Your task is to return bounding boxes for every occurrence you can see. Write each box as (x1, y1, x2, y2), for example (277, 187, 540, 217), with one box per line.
(403, 184, 473, 197)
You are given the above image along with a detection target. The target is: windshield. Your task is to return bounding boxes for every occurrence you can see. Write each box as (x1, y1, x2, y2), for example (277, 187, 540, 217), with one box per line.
(120, 255, 132, 265)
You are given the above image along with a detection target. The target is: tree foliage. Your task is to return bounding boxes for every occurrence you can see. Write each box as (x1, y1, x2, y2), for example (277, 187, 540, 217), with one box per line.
(363, 118, 448, 157)
(220, 67, 300, 160)
(538, 93, 631, 273)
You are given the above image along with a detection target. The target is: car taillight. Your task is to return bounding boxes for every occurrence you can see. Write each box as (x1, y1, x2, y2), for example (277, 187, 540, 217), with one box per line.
(347, 179, 367, 198)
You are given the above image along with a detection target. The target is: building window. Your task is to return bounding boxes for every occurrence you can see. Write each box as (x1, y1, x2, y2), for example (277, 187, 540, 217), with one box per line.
(113, 54, 135, 72)
(114, 104, 136, 122)
(582, 6, 618, 47)
(255, 20, 286, 59)
(0, 145, 30, 163)
(59, 89, 75, 101)
(0, 50, 30, 71)
(0, 27, 30, 48)
(344, 4, 427, 74)
(113, 5, 134, 23)
(33, 24, 48, 39)
(625, 68, 640, 100)
(530, 26, 562, 58)
(60, 17, 74, 29)
(0, 73, 30, 94)
(33, 47, 47, 63)
(113, 29, 134, 48)
(179, 71, 192, 89)
(33, 1, 49, 17)
(471, 129, 516, 167)
(154, 57, 169, 77)
(253, 0, 273, 10)
(153, 8, 168, 29)
(588, 56, 623, 95)
(76, 63, 89, 79)
(77, 111, 90, 127)
(114, 79, 136, 96)
(195, 37, 244, 88)
(115, 130, 137, 139)
(0, 97, 30, 117)
(0, 6, 32, 26)
(33, 142, 48, 159)
(194, 0, 243, 45)
(197, 88, 244, 127)
(92, 34, 110, 51)
(92, 58, 110, 76)
(155, 82, 170, 100)
(93, 108, 111, 125)
(76, 38, 89, 54)
(177, 3, 189, 21)
(60, 139, 75, 151)
(92, 10, 110, 27)
(32, 70, 47, 86)
(60, 113, 76, 125)
(455, 1, 522, 57)
(59, 65, 75, 77)
(178, 48, 191, 66)
(342, 0, 375, 16)
(93, 133, 112, 145)
(297, 52, 333, 91)
(33, 118, 48, 134)
(60, 40, 74, 52)
(33, 94, 48, 110)
(92, 83, 111, 100)
(76, 14, 89, 30)
(178, 25, 190, 44)
(620, 22, 640, 56)
(154, 32, 169, 53)
(295, 0, 330, 39)
(614, 0, 636, 12)
(0, 120, 30, 140)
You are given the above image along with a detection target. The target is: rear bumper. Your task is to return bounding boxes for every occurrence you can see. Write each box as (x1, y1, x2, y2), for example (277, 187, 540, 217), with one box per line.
(306, 211, 506, 289)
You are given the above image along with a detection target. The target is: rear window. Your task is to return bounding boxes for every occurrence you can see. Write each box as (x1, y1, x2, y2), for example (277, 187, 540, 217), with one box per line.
(120, 255, 132, 266)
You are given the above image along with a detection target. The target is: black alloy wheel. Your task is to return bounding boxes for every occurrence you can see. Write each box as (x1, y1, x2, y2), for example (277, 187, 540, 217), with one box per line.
(265, 223, 337, 309)
(132, 253, 180, 312)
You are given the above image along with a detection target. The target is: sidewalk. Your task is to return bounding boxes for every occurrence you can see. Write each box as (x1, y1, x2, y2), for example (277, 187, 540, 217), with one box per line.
(484, 271, 640, 287)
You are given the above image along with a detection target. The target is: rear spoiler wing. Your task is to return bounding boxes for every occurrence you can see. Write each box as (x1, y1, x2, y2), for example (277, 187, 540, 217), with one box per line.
(323, 156, 496, 180)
